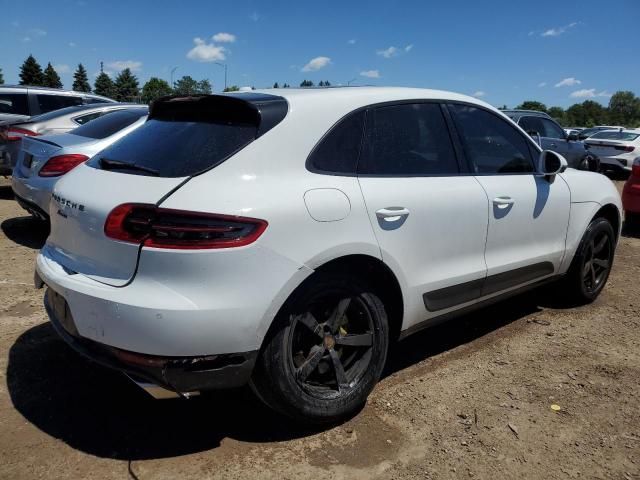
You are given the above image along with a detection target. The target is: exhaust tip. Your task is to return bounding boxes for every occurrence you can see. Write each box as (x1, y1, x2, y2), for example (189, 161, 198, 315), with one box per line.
(126, 375, 200, 400)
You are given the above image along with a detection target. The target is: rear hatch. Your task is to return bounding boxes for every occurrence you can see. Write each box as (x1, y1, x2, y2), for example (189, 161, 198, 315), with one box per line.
(16, 134, 95, 177)
(45, 93, 287, 287)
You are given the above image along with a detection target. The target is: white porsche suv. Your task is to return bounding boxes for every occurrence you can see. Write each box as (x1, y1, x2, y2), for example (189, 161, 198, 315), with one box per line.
(36, 88, 622, 423)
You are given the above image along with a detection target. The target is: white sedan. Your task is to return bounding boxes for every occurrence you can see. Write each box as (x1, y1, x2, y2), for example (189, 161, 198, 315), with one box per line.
(585, 129, 640, 172)
(35, 88, 622, 423)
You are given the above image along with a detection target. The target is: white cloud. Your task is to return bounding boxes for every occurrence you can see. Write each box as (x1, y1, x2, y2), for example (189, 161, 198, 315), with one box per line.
(29, 28, 47, 37)
(22, 36, 31, 42)
(569, 88, 611, 99)
(11, 21, 19, 28)
(347, 39, 356, 45)
(68, 41, 76, 47)
(301, 56, 331, 72)
(405, 44, 414, 52)
(105, 60, 143, 72)
(186, 37, 226, 62)
(360, 70, 380, 78)
(54, 64, 70, 73)
(541, 21, 578, 37)
(555, 77, 581, 87)
(472, 91, 486, 98)
(538, 82, 547, 87)
(249, 11, 260, 22)
(377, 46, 398, 58)
(212, 32, 236, 43)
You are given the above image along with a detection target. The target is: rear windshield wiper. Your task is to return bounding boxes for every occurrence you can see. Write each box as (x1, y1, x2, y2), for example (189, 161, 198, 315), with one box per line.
(99, 157, 159, 176)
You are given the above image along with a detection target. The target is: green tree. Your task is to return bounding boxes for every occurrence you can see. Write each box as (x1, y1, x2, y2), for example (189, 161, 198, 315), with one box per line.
(43, 63, 63, 89)
(273, 82, 279, 88)
(113, 68, 139, 102)
(0, 67, 4, 85)
(608, 91, 640, 126)
(300, 79, 314, 87)
(141, 77, 173, 104)
(94, 72, 115, 98)
(547, 106, 566, 125)
(515, 100, 547, 112)
(72, 64, 91, 92)
(196, 79, 212, 94)
(19, 54, 44, 86)
(283, 83, 290, 88)
(223, 85, 240, 92)
(173, 75, 198, 95)
(565, 100, 608, 127)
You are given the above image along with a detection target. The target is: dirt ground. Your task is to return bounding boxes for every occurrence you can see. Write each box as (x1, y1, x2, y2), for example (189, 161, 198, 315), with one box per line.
(0, 176, 638, 480)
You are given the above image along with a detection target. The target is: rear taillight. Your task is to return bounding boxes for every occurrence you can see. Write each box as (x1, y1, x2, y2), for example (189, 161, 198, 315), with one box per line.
(104, 203, 268, 249)
(39, 154, 89, 177)
(615, 145, 635, 152)
(8, 127, 39, 142)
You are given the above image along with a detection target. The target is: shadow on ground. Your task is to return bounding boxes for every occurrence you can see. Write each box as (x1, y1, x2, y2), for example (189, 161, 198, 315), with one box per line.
(7, 291, 547, 461)
(1, 216, 48, 249)
(0, 185, 14, 200)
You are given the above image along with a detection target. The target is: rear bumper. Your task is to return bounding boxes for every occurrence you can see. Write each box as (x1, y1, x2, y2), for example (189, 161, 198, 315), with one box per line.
(599, 155, 633, 171)
(11, 168, 53, 215)
(44, 286, 258, 393)
(13, 191, 49, 221)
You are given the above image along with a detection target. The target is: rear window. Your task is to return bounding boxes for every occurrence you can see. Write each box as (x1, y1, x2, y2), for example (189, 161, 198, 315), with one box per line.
(0, 93, 29, 116)
(72, 109, 147, 139)
(589, 131, 639, 141)
(87, 119, 257, 177)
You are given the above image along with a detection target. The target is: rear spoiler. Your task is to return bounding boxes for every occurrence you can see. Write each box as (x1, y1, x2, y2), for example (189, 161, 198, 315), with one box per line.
(149, 94, 288, 138)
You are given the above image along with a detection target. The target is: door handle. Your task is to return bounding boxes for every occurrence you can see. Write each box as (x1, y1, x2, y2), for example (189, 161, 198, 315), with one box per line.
(376, 207, 410, 221)
(492, 196, 515, 209)
(550, 143, 557, 148)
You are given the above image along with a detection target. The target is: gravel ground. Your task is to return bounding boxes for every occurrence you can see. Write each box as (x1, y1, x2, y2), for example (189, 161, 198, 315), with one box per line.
(0, 176, 638, 480)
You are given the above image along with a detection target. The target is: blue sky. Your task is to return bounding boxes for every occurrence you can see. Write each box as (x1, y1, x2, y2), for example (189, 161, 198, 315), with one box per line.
(1, 0, 639, 108)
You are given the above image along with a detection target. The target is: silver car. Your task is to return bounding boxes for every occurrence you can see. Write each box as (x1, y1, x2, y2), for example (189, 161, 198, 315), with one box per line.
(1, 103, 142, 175)
(12, 107, 148, 219)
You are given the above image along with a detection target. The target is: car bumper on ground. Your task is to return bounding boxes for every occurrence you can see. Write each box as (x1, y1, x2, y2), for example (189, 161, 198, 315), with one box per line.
(11, 169, 53, 216)
(599, 155, 633, 171)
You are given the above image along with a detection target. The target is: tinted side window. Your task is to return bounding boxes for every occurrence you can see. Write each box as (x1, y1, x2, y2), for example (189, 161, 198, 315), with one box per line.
(72, 110, 147, 139)
(359, 103, 459, 175)
(0, 93, 29, 115)
(74, 112, 103, 125)
(84, 97, 111, 104)
(518, 116, 545, 137)
(449, 104, 535, 174)
(541, 118, 566, 139)
(307, 111, 364, 174)
(36, 95, 83, 114)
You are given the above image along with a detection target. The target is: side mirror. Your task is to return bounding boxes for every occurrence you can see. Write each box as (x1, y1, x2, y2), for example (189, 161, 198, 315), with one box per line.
(526, 130, 542, 146)
(538, 150, 568, 176)
(568, 133, 579, 141)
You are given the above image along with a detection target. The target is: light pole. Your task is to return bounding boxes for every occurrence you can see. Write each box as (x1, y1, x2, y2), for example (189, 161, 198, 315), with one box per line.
(347, 77, 357, 86)
(170, 66, 178, 88)
(215, 62, 227, 91)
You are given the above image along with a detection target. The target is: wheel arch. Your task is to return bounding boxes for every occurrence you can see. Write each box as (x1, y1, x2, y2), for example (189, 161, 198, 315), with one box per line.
(594, 203, 621, 241)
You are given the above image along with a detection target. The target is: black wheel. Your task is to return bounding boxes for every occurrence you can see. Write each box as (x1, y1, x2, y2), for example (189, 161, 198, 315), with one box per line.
(562, 217, 615, 304)
(251, 272, 389, 424)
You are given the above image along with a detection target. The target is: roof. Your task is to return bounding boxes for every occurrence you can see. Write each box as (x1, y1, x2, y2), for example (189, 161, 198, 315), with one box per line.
(25, 103, 147, 124)
(0, 85, 116, 102)
(501, 109, 552, 120)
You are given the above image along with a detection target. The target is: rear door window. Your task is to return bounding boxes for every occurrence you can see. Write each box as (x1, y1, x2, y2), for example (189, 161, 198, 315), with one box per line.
(540, 118, 566, 139)
(359, 103, 460, 176)
(518, 116, 546, 137)
(36, 94, 83, 114)
(72, 110, 147, 139)
(0, 93, 30, 116)
(449, 104, 535, 174)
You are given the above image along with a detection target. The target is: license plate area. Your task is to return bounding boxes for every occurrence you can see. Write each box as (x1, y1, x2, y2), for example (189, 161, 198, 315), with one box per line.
(46, 288, 79, 336)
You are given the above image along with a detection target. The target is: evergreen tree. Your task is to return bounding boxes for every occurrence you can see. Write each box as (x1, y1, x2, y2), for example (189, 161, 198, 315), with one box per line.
(43, 63, 63, 89)
(515, 100, 547, 113)
(19, 54, 44, 86)
(300, 80, 314, 87)
(323, 80, 331, 86)
(273, 82, 279, 88)
(283, 83, 290, 88)
(0, 68, 4, 85)
(113, 68, 140, 102)
(141, 77, 173, 104)
(173, 75, 199, 95)
(94, 72, 115, 98)
(196, 79, 212, 94)
(72, 63, 91, 92)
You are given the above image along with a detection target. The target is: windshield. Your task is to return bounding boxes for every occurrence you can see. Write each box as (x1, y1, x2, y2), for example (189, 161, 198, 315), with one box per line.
(589, 131, 639, 141)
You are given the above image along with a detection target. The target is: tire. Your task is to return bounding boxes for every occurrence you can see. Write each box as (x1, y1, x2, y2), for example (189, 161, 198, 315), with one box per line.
(251, 272, 389, 424)
(560, 217, 615, 304)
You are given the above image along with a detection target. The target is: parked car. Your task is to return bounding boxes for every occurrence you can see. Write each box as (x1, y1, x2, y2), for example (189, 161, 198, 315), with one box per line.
(1, 103, 141, 175)
(584, 129, 639, 172)
(622, 158, 640, 225)
(12, 106, 148, 220)
(503, 110, 599, 171)
(578, 126, 625, 140)
(0, 85, 115, 123)
(35, 89, 621, 423)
